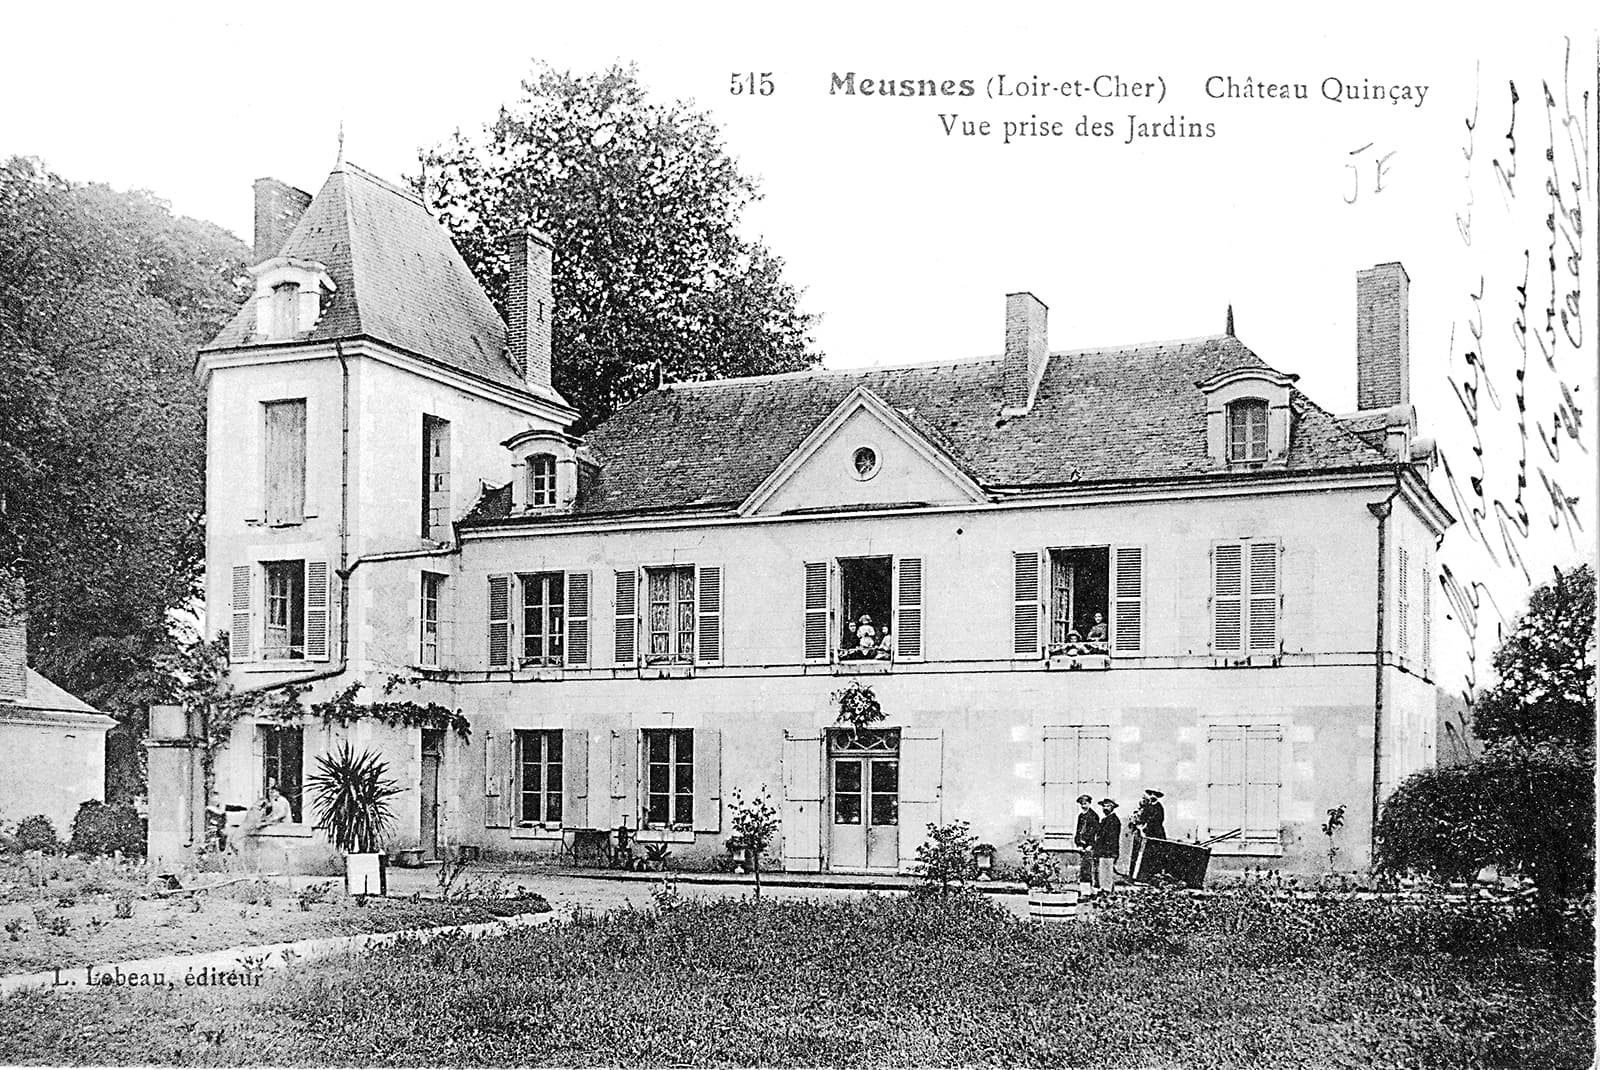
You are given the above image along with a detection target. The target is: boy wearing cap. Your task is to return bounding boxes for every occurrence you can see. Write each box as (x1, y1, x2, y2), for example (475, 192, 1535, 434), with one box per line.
(1092, 798, 1122, 894)
(1073, 794, 1100, 886)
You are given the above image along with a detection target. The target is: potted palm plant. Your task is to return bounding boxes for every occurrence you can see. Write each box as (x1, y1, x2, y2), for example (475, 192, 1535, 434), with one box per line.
(1020, 837, 1079, 922)
(306, 743, 403, 896)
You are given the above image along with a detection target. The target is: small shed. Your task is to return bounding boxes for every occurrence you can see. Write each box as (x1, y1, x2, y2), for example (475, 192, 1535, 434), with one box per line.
(0, 669, 116, 836)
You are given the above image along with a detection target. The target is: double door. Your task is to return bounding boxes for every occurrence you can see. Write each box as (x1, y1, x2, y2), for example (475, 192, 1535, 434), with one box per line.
(829, 753, 899, 871)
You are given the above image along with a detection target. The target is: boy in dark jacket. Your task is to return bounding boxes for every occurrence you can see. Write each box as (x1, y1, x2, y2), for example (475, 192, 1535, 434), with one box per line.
(1094, 798, 1123, 894)
(1073, 794, 1100, 886)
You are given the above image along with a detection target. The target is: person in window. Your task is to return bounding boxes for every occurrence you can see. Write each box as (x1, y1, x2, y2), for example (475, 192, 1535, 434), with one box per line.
(1086, 612, 1108, 653)
(845, 614, 891, 660)
(1092, 798, 1122, 896)
(260, 781, 293, 828)
(1073, 794, 1101, 887)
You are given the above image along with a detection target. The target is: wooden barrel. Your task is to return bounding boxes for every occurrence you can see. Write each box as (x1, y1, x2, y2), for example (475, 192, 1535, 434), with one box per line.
(1027, 887, 1080, 922)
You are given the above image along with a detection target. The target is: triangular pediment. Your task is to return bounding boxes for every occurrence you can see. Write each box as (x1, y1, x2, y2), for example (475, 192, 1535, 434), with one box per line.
(739, 387, 986, 516)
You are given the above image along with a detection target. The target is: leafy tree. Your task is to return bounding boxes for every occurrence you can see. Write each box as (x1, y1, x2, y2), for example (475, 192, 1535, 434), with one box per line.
(1471, 563, 1595, 749)
(913, 819, 979, 897)
(418, 62, 818, 426)
(726, 786, 779, 899)
(0, 157, 250, 796)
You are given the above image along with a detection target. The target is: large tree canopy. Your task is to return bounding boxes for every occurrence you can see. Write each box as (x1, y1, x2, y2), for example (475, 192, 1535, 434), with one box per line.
(0, 157, 249, 784)
(1471, 563, 1595, 749)
(418, 62, 818, 426)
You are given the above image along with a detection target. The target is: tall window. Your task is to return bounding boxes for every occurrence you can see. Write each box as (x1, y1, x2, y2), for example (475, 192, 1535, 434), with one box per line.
(262, 560, 305, 659)
(420, 573, 443, 666)
(527, 454, 557, 506)
(1206, 725, 1281, 841)
(270, 282, 300, 338)
(521, 572, 565, 665)
(1048, 548, 1110, 653)
(643, 728, 693, 828)
(422, 416, 451, 540)
(838, 556, 892, 660)
(1227, 399, 1269, 463)
(263, 399, 307, 525)
(260, 725, 303, 821)
(516, 729, 562, 826)
(645, 566, 695, 664)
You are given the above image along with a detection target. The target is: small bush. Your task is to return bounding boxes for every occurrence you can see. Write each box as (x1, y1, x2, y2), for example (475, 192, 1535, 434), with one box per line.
(12, 815, 61, 854)
(912, 819, 978, 896)
(68, 800, 145, 858)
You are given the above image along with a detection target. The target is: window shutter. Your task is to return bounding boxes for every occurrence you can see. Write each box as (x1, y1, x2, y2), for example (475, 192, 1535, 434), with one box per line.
(1247, 541, 1279, 653)
(895, 556, 923, 661)
(608, 729, 636, 828)
(1013, 550, 1042, 657)
(1206, 725, 1244, 837)
(803, 561, 830, 664)
(1397, 547, 1410, 662)
(613, 569, 637, 666)
(692, 728, 722, 832)
(230, 564, 253, 662)
(1212, 543, 1244, 653)
(1111, 546, 1144, 656)
(781, 730, 824, 873)
(562, 729, 590, 829)
(566, 571, 590, 666)
(487, 575, 512, 669)
(696, 565, 723, 666)
(1041, 726, 1071, 837)
(483, 730, 510, 829)
(1078, 728, 1111, 800)
(304, 561, 331, 661)
(897, 728, 944, 872)
(1422, 564, 1432, 676)
(1244, 726, 1282, 839)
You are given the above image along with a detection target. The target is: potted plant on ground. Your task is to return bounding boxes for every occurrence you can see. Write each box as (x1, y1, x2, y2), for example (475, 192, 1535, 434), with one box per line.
(727, 786, 780, 899)
(306, 743, 402, 896)
(1019, 837, 1079, 922)
(725, 836, 751, 873)
(973, 842, 997, 880)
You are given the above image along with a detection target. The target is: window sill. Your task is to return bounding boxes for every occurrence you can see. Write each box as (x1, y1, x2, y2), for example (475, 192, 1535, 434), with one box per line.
(509, 825, 564, 840)
(634, 829, 696, 844)
(518, 664, 566, 681)
(1045, 652, 1111, 671)
(1209, 654, 1282, 668)
(834, 660, 892, 675)
(1207, 840, 1285, 857)
(640, 663, 695, 679)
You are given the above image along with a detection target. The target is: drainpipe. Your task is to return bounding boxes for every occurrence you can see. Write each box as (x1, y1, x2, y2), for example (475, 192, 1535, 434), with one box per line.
(1365, 469, 1403, 858)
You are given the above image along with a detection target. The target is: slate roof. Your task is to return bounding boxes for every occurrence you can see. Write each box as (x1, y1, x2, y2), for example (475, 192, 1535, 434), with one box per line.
(201, 163, 531, 394)
(0, 670, 113, 725)
(463, 333, 1393, 525)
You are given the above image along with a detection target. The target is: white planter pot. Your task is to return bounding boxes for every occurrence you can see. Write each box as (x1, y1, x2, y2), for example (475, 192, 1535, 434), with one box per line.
(1027, 886, 1081, 922)
(345, 852, 388, 896)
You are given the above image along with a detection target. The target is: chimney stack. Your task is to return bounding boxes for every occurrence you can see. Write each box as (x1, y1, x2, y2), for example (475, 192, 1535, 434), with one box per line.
(0, 571, 26, 701)
(252, 178, 313, 264)
(506, 230, 555, 394)
(1356, 261, 1409, 411)
(1003, 292, 1049, 413)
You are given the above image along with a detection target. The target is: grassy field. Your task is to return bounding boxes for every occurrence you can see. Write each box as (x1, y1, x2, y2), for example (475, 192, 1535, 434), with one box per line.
(0, 890, 1590, 1067)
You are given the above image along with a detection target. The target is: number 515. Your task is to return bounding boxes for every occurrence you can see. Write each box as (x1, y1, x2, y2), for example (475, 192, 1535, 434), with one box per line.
(731, 73, 774, 96)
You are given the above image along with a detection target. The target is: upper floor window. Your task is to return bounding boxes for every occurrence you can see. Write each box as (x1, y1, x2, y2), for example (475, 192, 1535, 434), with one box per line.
(1212, 539, 1281, 655)
(1049, 548, 1109, 655)
(419, 572, 444, 667)
(263, 559, 306, 659)
(527, 454, 557, 506)
(803, 557, 922, 665)
(1013, 547, 1143, 659)
(521, 571, 566, 666)
(422, 416, 451, 540)
(263, 399, 306, 525)
(1227, 399, 1269, 463)
(646, 566, 696, 665)
(229, 559, 330, 664)
(487, 571, 590, 671)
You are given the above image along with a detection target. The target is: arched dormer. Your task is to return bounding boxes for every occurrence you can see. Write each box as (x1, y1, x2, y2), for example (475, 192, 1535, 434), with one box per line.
(503, 428, 583, 510)
(249, 256, 336, 341)
(1196, 367, 1298, 468)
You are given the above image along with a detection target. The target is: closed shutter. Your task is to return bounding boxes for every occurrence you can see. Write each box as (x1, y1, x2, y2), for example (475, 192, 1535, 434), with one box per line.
(1111, 546, 1144, 656)
(1212, 543, 1244, 653)
(1397, 547, 1410, 662)
(895, 556, 923, 661)
(613, 569, 637, 666)
(1041, 727, 1071, 837)
(483, 730, 511, 829)
(487, 575, 512, 669)
(1078, 729, 1111, 800)
(1244, 726, 1282, 839)
(609, 729, 637, 828)
(1206, 726, 1244, 838)
(1013, 550, 1042, 657)
(1247, 541, 1280, 653)
(898, 728, 944, 872)
(562, 728, 590, 829)
(696, 565, 723, 666)
(692, 728, 722, 832)
(264, 399, 306, 526)
(304, 561, 331, 661)
(230, 564, 253, 661)
(566, 571, 590, 666)
(781, 730, 824, 872)
(803, 561, 830, 664)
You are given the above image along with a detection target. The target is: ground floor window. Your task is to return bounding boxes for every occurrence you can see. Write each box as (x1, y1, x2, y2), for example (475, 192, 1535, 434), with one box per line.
(643, 728, 693, 828)
(1206, 725, 1282, 840)
(260, 724, 303, 821)
(839, 555, 892, 659)
(516, 729, 563, 826)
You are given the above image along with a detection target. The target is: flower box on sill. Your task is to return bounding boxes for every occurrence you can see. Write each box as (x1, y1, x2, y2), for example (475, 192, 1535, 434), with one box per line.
(835, 652, 892, 675)
(1046, 646, 1111, 671)
(642, 661, 695, 679)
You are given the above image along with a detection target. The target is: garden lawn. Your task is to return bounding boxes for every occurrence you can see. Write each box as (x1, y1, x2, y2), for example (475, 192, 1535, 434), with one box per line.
(0, 892, 1590, 1068)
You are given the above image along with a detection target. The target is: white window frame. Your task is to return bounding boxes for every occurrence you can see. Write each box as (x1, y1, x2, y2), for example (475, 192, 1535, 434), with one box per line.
(515, 728, 563, 828)
(419, 572, 443, 667)
(527, 453, 557, 507)
(641, 727, 694, 830)
(519, 570, 566, 667)
(262, 559, 306, 660)
(1226, 398, 1269, 464)
(644, 565, 696, 665)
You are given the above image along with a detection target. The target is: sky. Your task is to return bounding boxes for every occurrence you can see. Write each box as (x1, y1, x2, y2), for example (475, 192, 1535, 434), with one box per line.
(3, 1, 1595, 705)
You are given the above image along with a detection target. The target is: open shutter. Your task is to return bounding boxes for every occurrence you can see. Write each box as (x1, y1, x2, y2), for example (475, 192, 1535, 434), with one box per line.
(1212, 543, 1244, 654)
(1247, 541, 1279, 653)
(613, 569, 637, 666)
(1041, 726, 1071, 837)
(803, 561, 831, 664)
(1206, 726, 1244, 838)
(483, 730, 511, 829)
(780, 730, 824, 872)
(1244, 726, 1282, 839)
(566, 571, 590, 667)
(1078, 728, 1111, 801)
(562, 729, 590, 829)
(487, 575, 512, 669)
(1396, 547, 1410, 663)
(304, 561, 331, 661)
(696, 565, 723, 666)
(1013, 550, 1042, 657)
(692, 728, 722, 832)
(894, 556, 923, 661)
(898, 728, 944, 872)
(1421, 564, 1432, 676)
(230, 564, 253, 662)
(609, 729, 637, 828)
(1110, 546, 1144, 656)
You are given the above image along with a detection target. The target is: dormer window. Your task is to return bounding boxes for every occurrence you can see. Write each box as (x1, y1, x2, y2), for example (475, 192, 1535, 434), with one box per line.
(1227, 399, 1268, 463)
(271, 282, 301, 337)
(249, 256, 334, 343)
(527, 454, 557, 506)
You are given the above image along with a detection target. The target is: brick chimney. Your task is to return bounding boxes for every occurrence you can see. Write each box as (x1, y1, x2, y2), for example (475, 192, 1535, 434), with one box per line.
(506, 229, 555, 394)
(1356, 262, 1409, 411)
(0, 571, 26, 701)
(1003, 292, 1049, 413)
(252, 178, 313, 264)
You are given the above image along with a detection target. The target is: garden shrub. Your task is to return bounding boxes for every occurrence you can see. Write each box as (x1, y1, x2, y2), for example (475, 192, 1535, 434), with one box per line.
(912, 819, 978, 896)
(11, 815, 61, 854)
(68, 799, 145, 857)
